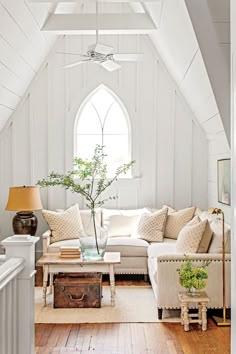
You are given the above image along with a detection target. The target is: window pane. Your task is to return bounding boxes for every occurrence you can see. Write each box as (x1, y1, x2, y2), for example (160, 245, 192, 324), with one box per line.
(91, 88, 114, 126)
(75, 86, 131, 178)
(103, 135, 130, 176)
(78, 103, 101, 134)
(103, 102, 128, 134)
(75, 135, 102, 159)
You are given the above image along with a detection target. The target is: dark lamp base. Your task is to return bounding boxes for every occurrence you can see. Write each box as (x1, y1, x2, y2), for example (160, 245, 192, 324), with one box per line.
(13, 212, 38, 236)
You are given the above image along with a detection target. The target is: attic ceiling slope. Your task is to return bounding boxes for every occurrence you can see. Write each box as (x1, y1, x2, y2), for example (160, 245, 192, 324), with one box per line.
(185, 0, 230, 144)
(145, 0, 229, 141)
(0, 0, 58, 132)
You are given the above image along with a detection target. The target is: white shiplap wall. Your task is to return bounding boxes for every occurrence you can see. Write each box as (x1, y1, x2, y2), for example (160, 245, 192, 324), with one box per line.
(0, 34, 208, 254)
(208, 133, 231, 223)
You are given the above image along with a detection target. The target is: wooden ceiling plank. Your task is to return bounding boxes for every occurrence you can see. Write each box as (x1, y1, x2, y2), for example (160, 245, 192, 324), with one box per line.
(0, 86, 21, 109)
(0, 61, 29, 97)
(0, 36, 35, 77)
(0, 0, 48, 46)
(0, 6, 38, 70)
(42, 13, 157, 34)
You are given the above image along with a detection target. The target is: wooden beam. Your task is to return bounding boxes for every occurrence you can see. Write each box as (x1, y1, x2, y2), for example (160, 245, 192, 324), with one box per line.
(42, 13, 156, 34)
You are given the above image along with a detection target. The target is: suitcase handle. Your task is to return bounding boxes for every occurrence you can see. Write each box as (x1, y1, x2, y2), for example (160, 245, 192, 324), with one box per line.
(65, 290, 86, 303)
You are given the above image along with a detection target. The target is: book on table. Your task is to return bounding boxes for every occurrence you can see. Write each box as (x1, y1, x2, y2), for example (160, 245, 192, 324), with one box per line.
(59, 246, 81, 258)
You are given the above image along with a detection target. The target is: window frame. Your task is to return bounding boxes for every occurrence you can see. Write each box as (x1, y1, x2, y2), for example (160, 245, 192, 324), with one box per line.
(74, 85, 132, 178)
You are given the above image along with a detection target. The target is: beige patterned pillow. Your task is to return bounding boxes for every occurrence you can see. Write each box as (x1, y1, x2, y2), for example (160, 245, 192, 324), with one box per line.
(164, 207, 196, 239)
(176, 219, 207, 253)
(42, 204, 85, 244)
(188, 215, 213, 252)
(198, 219, 213, 253)
(136, 208, 168, 242)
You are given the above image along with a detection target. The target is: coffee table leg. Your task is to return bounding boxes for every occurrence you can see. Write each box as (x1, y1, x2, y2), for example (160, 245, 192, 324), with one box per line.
(43, 265, 49, 307)
(49, 273, 53, 294)
(109, 264, 115, 306)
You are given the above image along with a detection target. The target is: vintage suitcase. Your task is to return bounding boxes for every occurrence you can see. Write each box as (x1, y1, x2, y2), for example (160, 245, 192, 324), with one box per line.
(53, 272, 102, 308)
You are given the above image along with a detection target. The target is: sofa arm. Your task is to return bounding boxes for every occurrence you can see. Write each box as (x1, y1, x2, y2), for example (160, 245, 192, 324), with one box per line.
(42, 230, 51, 255)
(152, 253, 231, 310)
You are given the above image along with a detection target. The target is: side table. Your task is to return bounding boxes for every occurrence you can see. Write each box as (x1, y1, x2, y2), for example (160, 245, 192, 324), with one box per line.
(178, 291, 209, 331)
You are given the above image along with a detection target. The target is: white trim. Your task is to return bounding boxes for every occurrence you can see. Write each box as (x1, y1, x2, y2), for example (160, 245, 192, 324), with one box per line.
(74, 84, 132, 176)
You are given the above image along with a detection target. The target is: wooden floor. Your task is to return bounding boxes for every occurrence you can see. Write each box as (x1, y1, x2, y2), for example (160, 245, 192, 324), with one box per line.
(35, 320, 230, 354)
(35, 274, 230, 354)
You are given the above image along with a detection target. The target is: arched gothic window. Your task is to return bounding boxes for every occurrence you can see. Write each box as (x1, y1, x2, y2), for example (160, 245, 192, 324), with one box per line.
(74, 86, 131, 177)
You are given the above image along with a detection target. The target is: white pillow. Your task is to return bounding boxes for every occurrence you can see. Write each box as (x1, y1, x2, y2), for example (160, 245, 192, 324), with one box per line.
(42, 204, 85, 244)
(102, 208, 147, 237)
(135, 208, 168, 242)
(176, 219, 207, 254)
(208, 219, 231, 253)
(80, 209, 102, 235)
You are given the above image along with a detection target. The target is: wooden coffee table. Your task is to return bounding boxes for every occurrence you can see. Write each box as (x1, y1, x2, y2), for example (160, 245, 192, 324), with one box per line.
(37, 252, 121, 307)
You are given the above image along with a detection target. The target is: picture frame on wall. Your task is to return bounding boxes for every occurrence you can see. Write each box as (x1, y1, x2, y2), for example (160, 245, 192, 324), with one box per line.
(217, 158, 231, 206)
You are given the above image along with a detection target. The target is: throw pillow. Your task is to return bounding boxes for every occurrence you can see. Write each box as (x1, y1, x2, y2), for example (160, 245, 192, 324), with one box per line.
(102, 208, 147, 237)
(135, 208, 168, 242)
(208, 219, 231, 253)
(176, 219, 207, 253)
(164, 207, 196, 239)
(42, 204, 85, 244)
(184, 215, 213, 253)
(163, 205, 176, 214)
(198, 219, 213, 253)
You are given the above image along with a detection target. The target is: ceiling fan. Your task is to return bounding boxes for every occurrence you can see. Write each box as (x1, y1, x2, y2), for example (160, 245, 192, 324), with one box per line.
(58, 2, 143, 72)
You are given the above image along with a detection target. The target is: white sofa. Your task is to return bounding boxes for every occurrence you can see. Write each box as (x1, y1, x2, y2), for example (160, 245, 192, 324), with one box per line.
(42, 207, 231, 319)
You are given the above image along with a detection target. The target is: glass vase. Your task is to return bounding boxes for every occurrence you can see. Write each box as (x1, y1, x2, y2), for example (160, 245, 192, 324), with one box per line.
(186, 287, 202, 297)
(80, 210, 107, 261)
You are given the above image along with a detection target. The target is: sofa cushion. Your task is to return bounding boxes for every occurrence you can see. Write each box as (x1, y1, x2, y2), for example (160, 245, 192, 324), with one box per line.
(176, 219, 207, 254)
(42, 204, 85, 244)
(48, 239, 81, 253)
(102, 208, 147, 237)
(135, 208, 168, 242)
(147, 238, 176, 258)
(106, 237, 149, 257)
(164, 206, 195, 239)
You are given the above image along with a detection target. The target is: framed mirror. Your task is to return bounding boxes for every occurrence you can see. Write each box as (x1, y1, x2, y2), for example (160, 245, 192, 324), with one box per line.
(217, 158, 231, 206)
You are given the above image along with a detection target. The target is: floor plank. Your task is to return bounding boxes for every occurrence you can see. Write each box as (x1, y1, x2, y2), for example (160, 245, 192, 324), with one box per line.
(34, 276, 230, 353)
(35, 322, 230, 354)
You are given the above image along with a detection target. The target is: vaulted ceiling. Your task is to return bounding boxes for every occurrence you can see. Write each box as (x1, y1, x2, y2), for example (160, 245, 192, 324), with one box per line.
(0, 0, 230, 143)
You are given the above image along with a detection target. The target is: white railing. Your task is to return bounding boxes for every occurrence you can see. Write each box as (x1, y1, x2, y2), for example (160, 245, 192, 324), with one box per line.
(0, 236, 39, 354)
(0, 257, 25, 354)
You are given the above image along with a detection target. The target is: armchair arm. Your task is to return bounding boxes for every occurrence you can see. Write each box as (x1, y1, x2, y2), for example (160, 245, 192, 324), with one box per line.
(151, 253, 231, 309)
(42, 230, 51, 255)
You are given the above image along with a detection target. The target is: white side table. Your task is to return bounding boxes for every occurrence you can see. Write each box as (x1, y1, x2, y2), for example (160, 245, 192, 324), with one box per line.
(178, 291, 209, 331)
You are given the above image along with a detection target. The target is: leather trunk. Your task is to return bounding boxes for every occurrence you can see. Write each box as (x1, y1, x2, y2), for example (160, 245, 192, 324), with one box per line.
(53, 272, 102, 308)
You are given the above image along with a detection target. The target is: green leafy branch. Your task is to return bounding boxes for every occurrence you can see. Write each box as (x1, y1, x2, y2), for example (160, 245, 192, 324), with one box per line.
(37, 145, 135, 254)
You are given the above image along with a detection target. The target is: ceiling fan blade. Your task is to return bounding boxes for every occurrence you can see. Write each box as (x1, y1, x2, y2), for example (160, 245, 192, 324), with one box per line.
(100, 60, 121, 72)
(112, 54, 144, 62)
(57, 51, 89, 58)
(63, 60, 91, 69)
(89, 43, 114, 56)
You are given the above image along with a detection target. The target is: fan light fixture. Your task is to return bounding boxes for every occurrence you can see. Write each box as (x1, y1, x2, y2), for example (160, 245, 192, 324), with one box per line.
(59, 1, 144, 72)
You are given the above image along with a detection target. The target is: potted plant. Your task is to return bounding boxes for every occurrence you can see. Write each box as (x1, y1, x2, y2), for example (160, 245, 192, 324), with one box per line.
(37, 145, 135, 260)
(177, 258, 211, 296)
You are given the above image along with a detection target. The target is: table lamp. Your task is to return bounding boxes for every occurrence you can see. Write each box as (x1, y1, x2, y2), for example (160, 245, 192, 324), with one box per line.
(5, 186, 43, 236)
(208, 207, 230, 326)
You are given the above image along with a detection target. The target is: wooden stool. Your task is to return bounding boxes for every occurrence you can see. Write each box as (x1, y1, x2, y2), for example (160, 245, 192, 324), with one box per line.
(178, 291, 209, 331)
